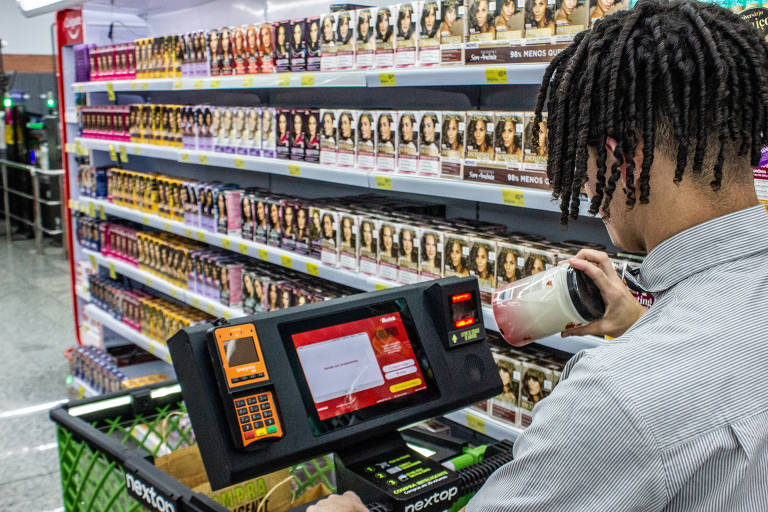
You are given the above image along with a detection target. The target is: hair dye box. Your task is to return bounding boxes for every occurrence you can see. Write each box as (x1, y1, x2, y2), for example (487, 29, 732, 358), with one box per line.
(419, 1, 442, 65)
(490, 351, 523, 425)
(338, 212, 360, 271)
(261, 108, 277, 158)
(375, 6, 396, 68)
(290, 109, 308, 161)
(357, 111, 377, 170)
(276, 108, 292, 160)
(320, 12, 338, 71)
(468, 236, 497, 303)
(443, 232, 471, 277)
(396, 3, 420, 67)
(397, 111, 420, 173)
(319, 208, 340, 266)
(337, 110, 358, 167)
(418, 111, 442, 176)
(376, 111, 398, 172)
(356, 8, 377, 69)
(377, 218, 400, 281)
(519, 359, 555, 427)
(335, 10, 357, 70)
(320, 109, 338, 165)
(397, 222, 421, 284)
(306, 17, 322, 71)
(358, 215, 380, 276)
(289, 18, 307, 72)
(274, 21, 292, 72)
(440, 111, 466, 178)
(419, 225, 444, 281)
(265, 195, 283, 247)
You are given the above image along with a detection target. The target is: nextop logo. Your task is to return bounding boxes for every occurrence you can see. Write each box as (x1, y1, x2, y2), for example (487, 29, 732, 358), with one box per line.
(404, 486, 458, 512)
(125, 472, 177, 512)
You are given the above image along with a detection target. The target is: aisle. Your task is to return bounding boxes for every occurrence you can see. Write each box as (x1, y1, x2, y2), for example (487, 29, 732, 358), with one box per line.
(0, 236, 74, 511)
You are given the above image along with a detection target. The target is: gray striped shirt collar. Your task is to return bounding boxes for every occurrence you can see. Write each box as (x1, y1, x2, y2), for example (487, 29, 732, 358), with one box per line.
(639, 205, 768, 293)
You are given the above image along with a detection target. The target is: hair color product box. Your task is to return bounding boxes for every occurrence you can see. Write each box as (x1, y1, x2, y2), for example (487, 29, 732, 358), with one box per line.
(244, 24, 260, 75)
(397, 111, 420, 173)
(240, 192, 257, 241)
(418, 111, 442, 176)
(469, 236, 497, 303)
(467, 0, 496, 42)
(264, 276, 279, 312)
(444, 232, 471, 277)
(357, 111, 377, 170)
(321, 13, 338, 71)
(259, 22, 276, 73)
(274, 21, 291, 72)
(232, 26, 248, 75)
(463, 112, 495, 181)
(398, 223, 421, 284)
(523, 111, 547, 169)
(339, 212, 360, 271)
(290, 18, 307, 72)
(304, 16, 322, 71)
(440, 111, 466, 178)
(524, 0, 556, 40)
(294, 201, 311, 254)
(419, 1, 442, 65)
(438, 0, 465, 64)
(376, 111, 398, 171)
(375, 6, 396, 68)
(231, 107, 247, 156)
(243, 107, 262, 157)
(494, 111, 524, 165)
(396, 3, 420, 67)
(495, 240, 526, 287)
(521, 245, 556, 276)
(290, 109, 308, 161)
(378, 218, 400, 281)
(220, 107, 236, 154)
(358, 215, 380, 276)
(589, 0, 625, 26)
(490, 351, 523, 424)
(220, 27, 236, 75)
(320, 109, 338, 165)
(493, 0, 526, 42)
(554, 0, 588, 38)
(356, 8, 377, 69)
(319, 208, 340, 266)
(419, 226, 444, 281)
(309, 205, 324, 258)
(219, 188, 243, 236)
(304, 109, 321, 163)
(280, 198, 299, 252)
(242, 268, 266, 314)
(276, 108, 292, 160)
(211, 106, 223, 152)
(261, 108, 277, 158)
(336, 10, 357, 70)
(266, 196, 283, 247)
(253, 194, 270, 244)
(220, 261, 244, 308)
(520, 359, 554, 427)
(337, 110, 358, 167)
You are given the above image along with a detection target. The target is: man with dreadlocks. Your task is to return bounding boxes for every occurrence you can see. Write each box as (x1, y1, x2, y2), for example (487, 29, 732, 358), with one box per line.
(308, 1, 768, 511)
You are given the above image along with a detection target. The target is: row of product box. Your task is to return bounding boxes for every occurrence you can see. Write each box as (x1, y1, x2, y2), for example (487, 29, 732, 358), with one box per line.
(476, 332, 569, 428)
(74, 0, 635, 82)
(77, 171, 652, 309)
(80, 106, 550, 185)
(66, 344, 163, 394)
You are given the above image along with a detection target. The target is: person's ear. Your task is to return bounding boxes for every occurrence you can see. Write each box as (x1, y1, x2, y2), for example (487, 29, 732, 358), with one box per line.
(606, 136, 635, 184)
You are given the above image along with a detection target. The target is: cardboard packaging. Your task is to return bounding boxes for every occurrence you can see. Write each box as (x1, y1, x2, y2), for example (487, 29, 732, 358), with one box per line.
(290, 18, 307, 72)
(356, 8, 377, 69)
(306, 16, 322, 71)
(444, 233, 471, 277)
(396, 3, 420, 67)
(337, 110, 358, 167)
(339, 213, 360, 271)
(375, 6, 396, 68)
(418, 111, 442, 176)
(468, 236, 497, 303)
(320, 109, 338, 165)
(357, 112, 377, 170)
(276, 108, 292, 160)
(320, 13, 338, 71)
(358, 215, 379, 276)
(378, 219, 400, 281)
(319, 208, 340, 266)
(419, 1, 442, 66)
(274, 21, 292, 72)
(398, 223, 421, 284)
(261, 108, 277, 158)
(376, 111, 398, 172)
(397, 111, 419, 173)
(419, 226, 444, 281)
(336, 10, 357, 70)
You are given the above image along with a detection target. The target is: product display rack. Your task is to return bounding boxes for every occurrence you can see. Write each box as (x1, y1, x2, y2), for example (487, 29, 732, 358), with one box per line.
(443, 409, 525, 441)
(84, 303, 173, 364)
(66, 138, 586, 215)
(71, 63, 549, 93)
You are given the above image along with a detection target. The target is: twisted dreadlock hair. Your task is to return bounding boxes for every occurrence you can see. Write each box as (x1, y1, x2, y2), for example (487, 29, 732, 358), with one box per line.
(534, 0, 768, 224)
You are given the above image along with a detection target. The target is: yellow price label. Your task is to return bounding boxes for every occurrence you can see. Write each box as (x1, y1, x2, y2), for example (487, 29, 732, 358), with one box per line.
(130, 82, 138, 91)
(99, 205, 106, 220)
(485, 67, 508, 84)
(196, 231, 206, 242)
(234, 157, 245, 169)
(141, 81, 149, 91)
(465, 413, 487, 434)
(242, 76, 254, 87)
(379, 72, 396, 86)
(68, 199, 78, 210)
(166, 353, 173, 364)
(119, 145, 128, 163)
(207, 304, 216, 314)
(288, 164, 301, 177)
(192, 79, 203, 89)
(199, 154, 208, 165)
(238, 242, 248, 255)
(149, 344, 156, 355)
(144, 276, 152, 286)
(281, 255, 293, 268)
(108, 263, 117, 280)
(278, 73, 291, 87)
(88, 202, 95, 217)
(501, 188, 525, 207)
(76, 85, 84, 93)
(184, 228, 193, 238)
(141, 215, 150, 226)
(306, 262, 319, 276)
(173, 80, 182, 90)
(191, 297, 200, 308)
(169, 288, 179, 299)
(108, 144, 118, 162)
(106, 82, 116, 101)
(210, 79, 221, 88)
(65, 143, 75, 153)
(163, 222, 171, 232)
(134, 146, 141, 155)
(222, 238, 231, 250)
(301, 74, 315, 86)
(79, 202, 88, 214)
(222, 310, 232, 320)
(257, 248, 269, 261)
(375, 283, 391, 290)
(180, 152, 190, 162)
(89, 254, 97, 270)
(77, 386, 85, 399)
(375, 175, 393, 190)
(75, 141, 86, 156)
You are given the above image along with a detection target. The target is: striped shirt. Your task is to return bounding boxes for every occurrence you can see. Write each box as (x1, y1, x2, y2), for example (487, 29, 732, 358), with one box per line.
(468, 205, 768, 512)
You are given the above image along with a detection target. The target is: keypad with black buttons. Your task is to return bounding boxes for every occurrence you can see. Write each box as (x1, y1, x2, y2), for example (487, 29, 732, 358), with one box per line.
(232, 390, 283, 446)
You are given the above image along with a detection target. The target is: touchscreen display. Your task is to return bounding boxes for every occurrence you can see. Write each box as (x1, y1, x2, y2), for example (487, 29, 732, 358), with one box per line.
(291, 312, 427, 421)
(223, 337, 260, 367)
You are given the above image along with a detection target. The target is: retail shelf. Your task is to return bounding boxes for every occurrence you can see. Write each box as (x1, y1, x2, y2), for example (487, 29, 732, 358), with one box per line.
(70, 64, 548, 93)
(83, 248, 242, 320)
(443, 408, 523, 441)
(120, 359, 176, 380)
(65, 109, 79, 125)
(68, 376, 101, 399)
(70, 138, 575, 213)
(85, 304, 173, 364)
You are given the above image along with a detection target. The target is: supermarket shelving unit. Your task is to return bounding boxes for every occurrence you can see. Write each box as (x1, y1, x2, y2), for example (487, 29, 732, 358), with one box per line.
(58, 2, 612, 442)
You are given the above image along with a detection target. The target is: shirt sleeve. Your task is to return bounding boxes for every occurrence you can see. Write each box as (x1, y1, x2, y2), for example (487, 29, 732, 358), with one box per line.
(466, 353, 668, 512)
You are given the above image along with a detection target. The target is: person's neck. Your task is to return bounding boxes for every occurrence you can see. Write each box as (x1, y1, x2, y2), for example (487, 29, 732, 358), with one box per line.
(640, 181, 759, 252)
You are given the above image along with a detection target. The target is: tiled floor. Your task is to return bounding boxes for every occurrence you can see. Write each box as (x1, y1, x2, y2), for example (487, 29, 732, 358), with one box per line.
(0, 234, 75, 511)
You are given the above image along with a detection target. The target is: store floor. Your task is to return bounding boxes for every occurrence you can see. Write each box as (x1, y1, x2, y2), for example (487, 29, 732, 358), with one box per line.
(0, 234, 75, 511)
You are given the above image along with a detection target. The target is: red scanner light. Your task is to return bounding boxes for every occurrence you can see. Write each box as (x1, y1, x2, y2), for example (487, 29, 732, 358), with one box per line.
(452, 293, 471, 303)
(455, 317, 475, 328)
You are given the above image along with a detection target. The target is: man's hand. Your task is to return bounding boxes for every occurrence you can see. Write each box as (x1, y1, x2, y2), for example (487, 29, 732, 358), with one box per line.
(561, 249, 646, 338)
(307, 491, 369, 512)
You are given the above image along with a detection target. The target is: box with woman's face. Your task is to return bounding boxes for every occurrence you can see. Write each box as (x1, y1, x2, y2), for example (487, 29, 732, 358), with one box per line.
(356, 111, 377, 170)
(467, 0, 496, 41)
(337, 110, 358, 167)
(320, 12, 338, 71)
(356, 8, 377, 69)
(274, 21, 292, 72)
(397, 222, 421, 284)
(240, 192, 257, 241)
(339, 213, 360, 271)
(261, 107, 277, 158)
(308, 206, 324, 258)
(396, 3, 419, 67)
(519, 360, 554, 427)
(242, 268, 266, 314)
(496, 240, 526, 287)
(335, 10, 357, 70)
(588, 0, 625, 27)
(320, 109, 338, 165)
(419, 1, 442, 66)
(276, 108, 292, 160)
(280, 198, 298, 251)
(244, 107, 262, 157)
(319, 208, 340, 266)
(465, 113, 495, 163)
(375, 7, 396, 68)
(419, 227, 444, 281)
(418, 111, 442, 176)
(494, 0, 526, 41)
(377, 219, 400, 281)
(494, 112, 524, 164)
(397, 111, 419, 173)
(358, 215, 380, 276)
(554, 0, 587, 36)
(290, 109, 307, 161)
(468, 236, 497, 303)
(523, 111, 548, 167)
(521, 246, 556, 277)
(266, 196, 283, 247)
(440, 111, 465, 178)
(290, 18, 307, 72)
(439, 0, 465, 64)
(376, 111, 398, 172)
(293, 201, 311, 254)
(490, 352, 523, 424)
(444, 232, 471, 277)
(524, 0, 557, 38)
(304, 109, 321, 163)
